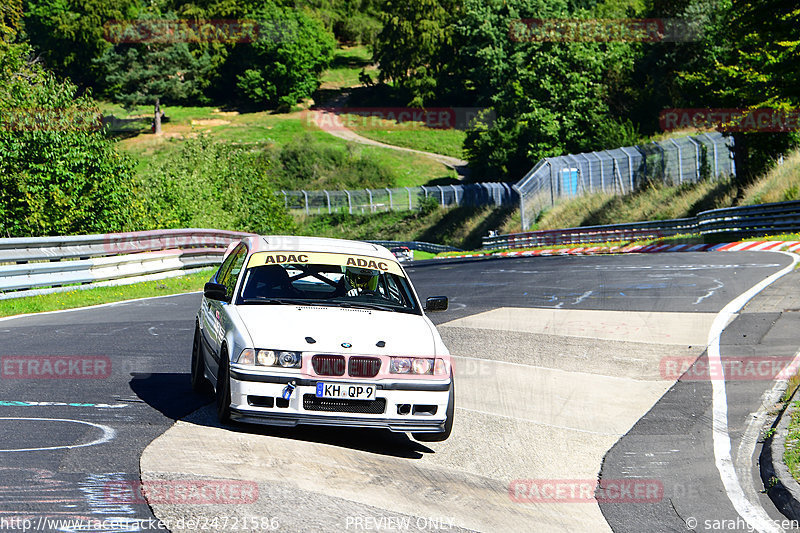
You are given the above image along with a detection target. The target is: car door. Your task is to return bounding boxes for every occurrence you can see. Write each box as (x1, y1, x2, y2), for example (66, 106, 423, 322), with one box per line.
(204, 244, 247, 376)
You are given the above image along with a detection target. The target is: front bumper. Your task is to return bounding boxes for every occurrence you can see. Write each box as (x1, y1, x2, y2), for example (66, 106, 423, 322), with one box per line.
(229, 368, 451, 433)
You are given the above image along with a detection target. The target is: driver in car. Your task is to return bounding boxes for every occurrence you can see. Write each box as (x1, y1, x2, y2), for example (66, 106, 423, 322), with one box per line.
(343, 266, 379, 296)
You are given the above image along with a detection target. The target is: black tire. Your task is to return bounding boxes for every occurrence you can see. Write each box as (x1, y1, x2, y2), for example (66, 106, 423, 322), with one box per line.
(413, 376, 454, 442)
(190, 324, 210, 394)
(216, 351, 232, 424)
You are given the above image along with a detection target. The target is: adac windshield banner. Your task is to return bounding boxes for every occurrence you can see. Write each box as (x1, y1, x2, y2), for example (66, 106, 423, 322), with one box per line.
(247, 252, 404, 276)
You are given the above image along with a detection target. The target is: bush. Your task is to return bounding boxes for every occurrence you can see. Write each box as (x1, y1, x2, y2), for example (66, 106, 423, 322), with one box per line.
(266, 135, 395, 190)
(135, 135, 294, 234)
(0, 44, 140, 237)
(228, 2, 336, 108)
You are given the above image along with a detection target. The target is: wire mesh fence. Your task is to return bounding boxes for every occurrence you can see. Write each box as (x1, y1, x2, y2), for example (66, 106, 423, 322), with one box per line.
(277, 183, 517, 215)
(513, 132, 736, 230)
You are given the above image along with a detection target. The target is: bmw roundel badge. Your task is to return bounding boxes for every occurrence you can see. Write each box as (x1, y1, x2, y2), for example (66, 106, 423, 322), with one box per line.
(341, 342, 352, 348)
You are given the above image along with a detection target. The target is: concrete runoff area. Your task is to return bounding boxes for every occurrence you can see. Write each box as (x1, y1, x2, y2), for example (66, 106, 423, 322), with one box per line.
(141, 307, 713, 532)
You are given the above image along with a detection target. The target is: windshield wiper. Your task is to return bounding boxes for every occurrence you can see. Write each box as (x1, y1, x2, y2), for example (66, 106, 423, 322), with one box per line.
(241, 298, 328, 306)
(333, 302, 398, 312)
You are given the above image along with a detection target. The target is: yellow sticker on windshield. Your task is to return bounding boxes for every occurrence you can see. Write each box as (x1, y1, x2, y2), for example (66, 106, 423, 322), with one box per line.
(247, 252, 404, 276)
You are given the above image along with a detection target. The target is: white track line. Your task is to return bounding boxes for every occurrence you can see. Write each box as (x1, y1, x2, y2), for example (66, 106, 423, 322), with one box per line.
(708, 251, 798, 533)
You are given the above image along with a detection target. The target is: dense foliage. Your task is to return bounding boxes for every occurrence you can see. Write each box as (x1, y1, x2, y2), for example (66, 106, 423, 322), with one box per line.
(0, 44, 138, 237)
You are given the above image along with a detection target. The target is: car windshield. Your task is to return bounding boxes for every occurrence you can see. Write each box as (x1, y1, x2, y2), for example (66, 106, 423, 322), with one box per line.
(237, 252, 420, 314)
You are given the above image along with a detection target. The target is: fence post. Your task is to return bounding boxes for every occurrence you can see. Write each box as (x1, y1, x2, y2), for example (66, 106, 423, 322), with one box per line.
(703, 133, 719, 178)
(385, 188, 393, 210)
(578, 153, 593, 191)
(281, 190, 288, 208)
(302, 190, 309, 215)
(687, 136, 701, 180)
(344, 190, 352, 214)
(668, 138, 684, 184)
(450, 185, 459, 206)
(422, 186, 429, 200)
(404, 187, 412, 210)
(365, 188, 373, 212)
(546, 160, 554, 206)
(436, 185, 445, 206)
(591, 152, 604, 192)
(619, 147, 635, 191)
(324, 190, 331, 214)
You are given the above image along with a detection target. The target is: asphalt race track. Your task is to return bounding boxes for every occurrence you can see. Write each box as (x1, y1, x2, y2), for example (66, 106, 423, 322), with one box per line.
(1, 251, 798, 532)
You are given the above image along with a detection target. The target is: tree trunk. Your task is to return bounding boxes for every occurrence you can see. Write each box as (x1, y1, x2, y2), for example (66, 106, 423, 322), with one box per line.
(153, 98, 163, 135)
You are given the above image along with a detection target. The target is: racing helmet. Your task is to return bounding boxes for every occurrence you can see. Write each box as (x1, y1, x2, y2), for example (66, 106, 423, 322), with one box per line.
(344, 266, 379, 291)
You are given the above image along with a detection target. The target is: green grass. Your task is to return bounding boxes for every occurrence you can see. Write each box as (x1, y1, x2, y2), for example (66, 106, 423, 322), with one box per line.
(295, 205, 516, 250)
(0, 269, 213, 318)
(104, 102, 457, 188)
(340, 113, 467, 160)
(320, 45, 378, 89)
(785, 400, 800, 482)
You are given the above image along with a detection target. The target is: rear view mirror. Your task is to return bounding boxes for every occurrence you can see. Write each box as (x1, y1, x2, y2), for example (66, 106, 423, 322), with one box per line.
(424, 296, 448, 312)
(204, 282, 228, 302)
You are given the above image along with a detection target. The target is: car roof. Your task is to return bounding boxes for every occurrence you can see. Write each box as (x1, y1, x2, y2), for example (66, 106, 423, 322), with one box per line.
(242, 235, 397, 262)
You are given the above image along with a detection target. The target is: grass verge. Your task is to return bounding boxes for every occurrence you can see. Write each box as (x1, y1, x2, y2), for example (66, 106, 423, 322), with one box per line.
(0, 269, 213, 318)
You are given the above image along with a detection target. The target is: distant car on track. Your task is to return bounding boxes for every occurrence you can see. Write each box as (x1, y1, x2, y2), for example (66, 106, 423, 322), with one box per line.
(191, 235, 454, 441)
(390, 246, 413, 262)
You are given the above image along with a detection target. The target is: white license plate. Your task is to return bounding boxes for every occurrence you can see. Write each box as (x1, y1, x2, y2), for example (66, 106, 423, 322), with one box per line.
(315, 382, 376, 400)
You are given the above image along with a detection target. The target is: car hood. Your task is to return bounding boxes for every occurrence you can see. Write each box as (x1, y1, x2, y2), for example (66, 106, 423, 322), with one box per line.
(235, 305, 440, 356)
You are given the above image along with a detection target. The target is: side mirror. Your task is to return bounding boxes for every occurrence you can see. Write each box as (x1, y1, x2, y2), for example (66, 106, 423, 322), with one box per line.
(424, 296, 448, 312)
(204, 282, 228, 302)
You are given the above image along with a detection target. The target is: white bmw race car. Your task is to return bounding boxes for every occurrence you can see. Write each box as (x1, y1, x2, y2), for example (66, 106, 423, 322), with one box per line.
(191, 235, 454, 442)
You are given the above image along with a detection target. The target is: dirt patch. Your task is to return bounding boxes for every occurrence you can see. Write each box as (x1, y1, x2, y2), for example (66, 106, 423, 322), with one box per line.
(191, 119, 230, 126)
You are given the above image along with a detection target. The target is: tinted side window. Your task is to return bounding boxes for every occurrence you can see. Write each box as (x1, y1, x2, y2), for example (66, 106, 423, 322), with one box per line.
(220, 247, 247, 299)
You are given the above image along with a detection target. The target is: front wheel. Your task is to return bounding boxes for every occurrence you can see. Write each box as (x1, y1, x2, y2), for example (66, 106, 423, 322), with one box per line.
(216, 354, 232, 424)
(413, 377, 454, 442)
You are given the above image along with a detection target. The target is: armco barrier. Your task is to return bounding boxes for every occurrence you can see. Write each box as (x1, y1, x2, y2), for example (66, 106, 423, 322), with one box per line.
(366, 240, 461, 254)
(484, 200, 800, 250)
(0, 231, 454, 300)
(0, 229, 253, 299)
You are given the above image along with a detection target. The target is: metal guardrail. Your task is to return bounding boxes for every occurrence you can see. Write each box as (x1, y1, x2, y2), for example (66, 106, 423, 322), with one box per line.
(483, 200, 800, 250)
(0, 229, 253, 299)
(0, 230, 457, 299)
(366, 240, 462, 254)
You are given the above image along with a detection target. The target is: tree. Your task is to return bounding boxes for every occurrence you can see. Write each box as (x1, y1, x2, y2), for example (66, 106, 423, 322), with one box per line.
(0, 0, 23, 43)
(22, 0, 139, 88)
(456, 0, 639, 179)
(373, 0, 460, 105)
(225, 2, 335, 109)
(0, 44, 139, 236)
(680, 0, 800, 190)
(94, 30, 215, 132)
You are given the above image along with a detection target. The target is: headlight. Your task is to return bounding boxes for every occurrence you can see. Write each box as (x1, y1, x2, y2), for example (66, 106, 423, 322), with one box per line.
(390, 357, 412, 374)
(412, 358, 433, 375)
(256, 350, 276, 366)
(390, 357, 438, 375)
(277, 351, 302, 368)
(236, 349, 301, 369)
